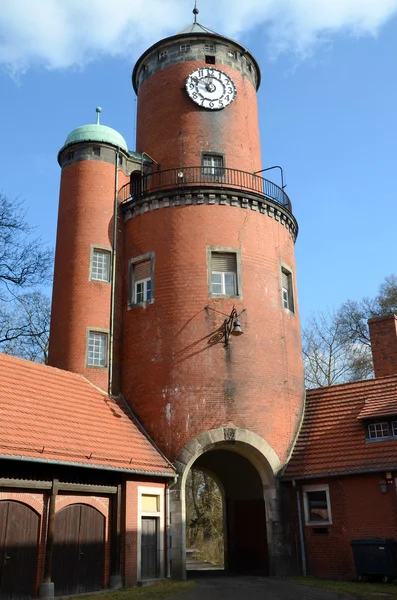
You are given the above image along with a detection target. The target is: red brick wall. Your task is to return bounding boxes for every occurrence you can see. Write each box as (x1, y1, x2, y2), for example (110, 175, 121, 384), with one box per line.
(297, 474, 397, 580)
(48, 159, 129, 391)
(369, 315, 397, 378)
(121, 205, 304, 463)
(136, 62, 262, 173)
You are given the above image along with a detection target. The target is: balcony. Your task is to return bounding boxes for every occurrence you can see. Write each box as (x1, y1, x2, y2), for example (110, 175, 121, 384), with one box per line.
(119, 166, 292, 213)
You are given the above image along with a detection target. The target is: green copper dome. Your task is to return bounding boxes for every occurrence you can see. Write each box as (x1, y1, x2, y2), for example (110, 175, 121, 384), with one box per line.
(61, 124, 128, 153)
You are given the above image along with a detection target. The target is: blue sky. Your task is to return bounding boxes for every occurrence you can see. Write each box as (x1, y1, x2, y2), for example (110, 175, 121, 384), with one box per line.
(1, 0, 397, 327)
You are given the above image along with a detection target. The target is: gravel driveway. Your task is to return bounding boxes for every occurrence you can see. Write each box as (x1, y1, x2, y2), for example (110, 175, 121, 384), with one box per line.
(178, 575, 354, 600)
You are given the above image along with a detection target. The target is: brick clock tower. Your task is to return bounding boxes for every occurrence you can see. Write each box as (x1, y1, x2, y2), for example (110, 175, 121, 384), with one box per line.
(49, 10, 304, 578)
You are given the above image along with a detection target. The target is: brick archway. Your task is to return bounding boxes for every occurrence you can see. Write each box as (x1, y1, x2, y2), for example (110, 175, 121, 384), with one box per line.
(169, 426, 284, 579)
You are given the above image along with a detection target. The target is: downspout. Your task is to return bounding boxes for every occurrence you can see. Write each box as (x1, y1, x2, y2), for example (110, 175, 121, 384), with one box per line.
(293, 479, 307, 576)
(108, 147, 120, 396)
(166, 475, 179, 578)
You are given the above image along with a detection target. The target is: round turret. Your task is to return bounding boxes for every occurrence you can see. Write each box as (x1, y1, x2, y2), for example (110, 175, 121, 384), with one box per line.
(120, 17, 303, 462)
(132, 20, 262, 174)
(49, 109, 132, 391)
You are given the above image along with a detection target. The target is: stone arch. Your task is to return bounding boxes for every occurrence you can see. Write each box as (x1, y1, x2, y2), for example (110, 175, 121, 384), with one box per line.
(169, 426, 283, 579)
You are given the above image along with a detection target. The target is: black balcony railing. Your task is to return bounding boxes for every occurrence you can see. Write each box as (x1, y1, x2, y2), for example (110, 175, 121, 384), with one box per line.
(119, 166, 292, 211)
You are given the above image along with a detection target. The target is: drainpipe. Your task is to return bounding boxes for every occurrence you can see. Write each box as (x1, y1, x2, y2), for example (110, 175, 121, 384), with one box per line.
(166, 475, 179, 578)
(293, 479, 307, 576)
(108, 147, 120, 397)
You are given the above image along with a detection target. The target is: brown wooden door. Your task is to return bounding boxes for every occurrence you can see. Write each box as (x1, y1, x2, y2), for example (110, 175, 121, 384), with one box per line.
(53, 504, 105, 595)
(141, 517, 158, 579)
(0, 501, 39, 600)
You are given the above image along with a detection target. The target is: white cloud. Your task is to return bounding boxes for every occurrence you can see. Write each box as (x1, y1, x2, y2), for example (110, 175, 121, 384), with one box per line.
(1, 0, 397, 72)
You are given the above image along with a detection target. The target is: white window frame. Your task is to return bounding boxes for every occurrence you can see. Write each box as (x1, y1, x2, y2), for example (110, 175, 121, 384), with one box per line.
(204, 43, 216, 52)
(90, 246, 111, 282)
(211, 271, 237, 296)
(368, 421, 390, 440)
(137, 486, 165, 582)
(86, 329, 108, 368)
(202, 154, 224, 177)
(280, 265, 295, 313)
(207, 246, 242, 299)
(180, 43, 191, 52)
(303, 484, 332, 526)
(129, 253, 155, 307)
(158, 49, 168, 60)
(135, 277, 152, 304)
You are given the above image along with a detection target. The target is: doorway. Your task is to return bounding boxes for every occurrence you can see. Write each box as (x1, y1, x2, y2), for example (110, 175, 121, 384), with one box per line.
(53, 504, 105, 595)
(0, 501, 39, 600)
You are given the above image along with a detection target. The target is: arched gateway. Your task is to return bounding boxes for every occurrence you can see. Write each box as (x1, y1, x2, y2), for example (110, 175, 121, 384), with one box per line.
(169, 427, 283, 578)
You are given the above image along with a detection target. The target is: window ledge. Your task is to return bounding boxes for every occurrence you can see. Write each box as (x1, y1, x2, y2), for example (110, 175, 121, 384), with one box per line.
(305, 521, 332, 527)
(209, 294, 241, 300)
(365, 436, 397, 443)
(128, 299, 155, 310)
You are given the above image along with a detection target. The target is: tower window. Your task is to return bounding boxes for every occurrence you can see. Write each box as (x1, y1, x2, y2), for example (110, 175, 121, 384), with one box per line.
(210, 252, 238, 296)
(205, 55, 216, 65)
(87, 331, 108, 367)
(91, 248, 111, 282)
(205, 43, 216, 52)
(180, 43, 191, 52)
(67, 151, 74, 160)
(281, 267, 294, 312)
(129, 254, 154, 305)
(202, 154, 224, 177)
(158, 49, 168, 60)
(118, 155, 123, 167)
(93, 147, 101, 156)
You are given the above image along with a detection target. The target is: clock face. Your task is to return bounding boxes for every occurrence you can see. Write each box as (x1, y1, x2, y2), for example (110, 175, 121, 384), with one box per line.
(185, 67, 236, 110)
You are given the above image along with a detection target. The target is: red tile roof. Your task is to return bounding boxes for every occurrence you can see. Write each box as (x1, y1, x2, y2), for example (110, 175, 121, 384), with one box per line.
(0, 354, 174, 476)
(285, 375, 397, 480)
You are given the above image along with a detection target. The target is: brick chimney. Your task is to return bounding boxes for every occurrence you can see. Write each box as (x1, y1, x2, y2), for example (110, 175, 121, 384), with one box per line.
(368, 314, 397, 378)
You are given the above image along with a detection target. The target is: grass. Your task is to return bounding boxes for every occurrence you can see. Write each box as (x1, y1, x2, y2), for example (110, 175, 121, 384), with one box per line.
(295, 576, 397, 598)
(78, 580, 194, 600)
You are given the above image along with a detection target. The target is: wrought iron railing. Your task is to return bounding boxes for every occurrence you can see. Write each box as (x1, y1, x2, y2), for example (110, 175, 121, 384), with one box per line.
(119, 166, 292, 211)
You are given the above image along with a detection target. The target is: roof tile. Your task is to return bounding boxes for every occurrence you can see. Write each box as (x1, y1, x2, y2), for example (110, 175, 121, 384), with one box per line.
(285, 375, 397, 479)
(0, 354, 174, 475)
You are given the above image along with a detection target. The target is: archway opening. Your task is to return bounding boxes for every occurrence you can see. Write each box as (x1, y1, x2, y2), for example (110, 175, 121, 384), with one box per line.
(185, 447, 268, 575)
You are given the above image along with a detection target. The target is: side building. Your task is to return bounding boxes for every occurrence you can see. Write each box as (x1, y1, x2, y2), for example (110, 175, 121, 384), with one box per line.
(284, 315, 397, 580)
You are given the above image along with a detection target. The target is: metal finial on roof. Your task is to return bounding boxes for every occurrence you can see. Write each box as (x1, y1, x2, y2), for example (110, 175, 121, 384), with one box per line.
(95, 106, 102, 125)
(193, 1, 199, 23)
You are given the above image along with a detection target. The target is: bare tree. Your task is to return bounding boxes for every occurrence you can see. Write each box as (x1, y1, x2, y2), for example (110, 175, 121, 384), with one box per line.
(303, 274, 397, 388)
(0, 194, 52, 362)
(185, 469, 224, 565)
(0, 194, 52, 296)
(0, 292, 51, 363)
(302, 310, 372, 388)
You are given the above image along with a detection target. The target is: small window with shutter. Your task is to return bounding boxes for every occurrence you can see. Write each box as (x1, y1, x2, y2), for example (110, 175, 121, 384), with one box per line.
(129, 253, 154, 306)
(281, 267, 294, 312)
(211, 252, 238, 296)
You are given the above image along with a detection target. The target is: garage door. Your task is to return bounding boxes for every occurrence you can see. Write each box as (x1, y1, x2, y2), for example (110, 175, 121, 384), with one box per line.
(0, 501, 39, 600)
(53, 504, 105, 595)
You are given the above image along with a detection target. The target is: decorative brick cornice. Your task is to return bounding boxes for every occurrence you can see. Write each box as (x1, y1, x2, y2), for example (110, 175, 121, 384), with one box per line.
(122, 188, 298, 242)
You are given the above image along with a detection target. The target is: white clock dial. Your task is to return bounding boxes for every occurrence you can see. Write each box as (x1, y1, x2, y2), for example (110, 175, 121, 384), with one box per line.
(185, 67, 236, 110)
